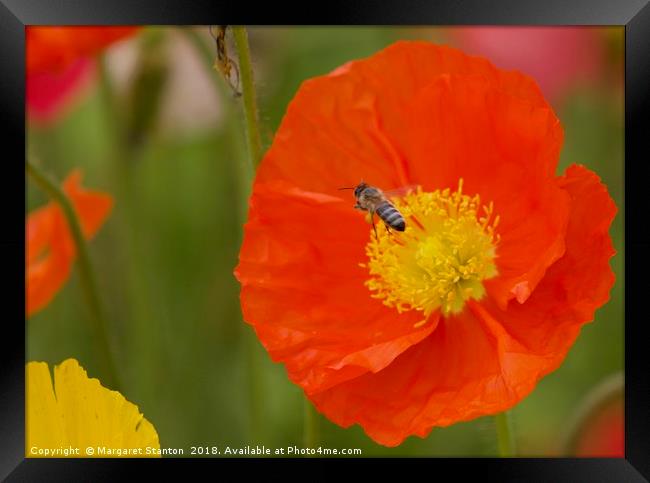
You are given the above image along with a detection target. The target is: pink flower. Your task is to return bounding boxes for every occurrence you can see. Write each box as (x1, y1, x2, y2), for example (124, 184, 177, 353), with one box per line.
(449, 27, 603, 103)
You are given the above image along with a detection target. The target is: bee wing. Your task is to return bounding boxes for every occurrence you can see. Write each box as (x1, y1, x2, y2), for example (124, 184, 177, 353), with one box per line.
(383, 184, 421, 200)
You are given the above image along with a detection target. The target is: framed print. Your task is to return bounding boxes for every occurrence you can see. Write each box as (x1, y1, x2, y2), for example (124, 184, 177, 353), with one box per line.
(1, 1, 649, 480)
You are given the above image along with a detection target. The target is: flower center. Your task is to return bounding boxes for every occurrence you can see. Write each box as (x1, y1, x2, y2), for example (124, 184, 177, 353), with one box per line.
(363, 180, 499, 326)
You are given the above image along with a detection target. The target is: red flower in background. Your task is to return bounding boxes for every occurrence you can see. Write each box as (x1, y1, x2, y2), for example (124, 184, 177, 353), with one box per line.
(574, 397, 624, 457)
(27, 170, 113, 317)
(27, 26, 138, 74)
(27, 58, 95, 124)
(235, 41, 617, 446)
(449, 27, 603, 102)
(565, 373, 624, 457)
(26, 26, 138, 123)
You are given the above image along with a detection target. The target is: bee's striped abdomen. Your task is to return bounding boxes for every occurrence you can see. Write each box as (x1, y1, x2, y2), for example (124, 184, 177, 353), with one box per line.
(376, 201, 406, 231)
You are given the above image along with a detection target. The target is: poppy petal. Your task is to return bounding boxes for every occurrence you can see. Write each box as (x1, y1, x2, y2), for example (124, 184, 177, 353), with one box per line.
(484, 164, 617, 355)
(310, 306, 536, 446)
(330, 42, 550, 173)
(27, 359, 160, 456)
(256, 78, 408, 193)
(256, 42, 551, 196)
(26, 215, 74, 317)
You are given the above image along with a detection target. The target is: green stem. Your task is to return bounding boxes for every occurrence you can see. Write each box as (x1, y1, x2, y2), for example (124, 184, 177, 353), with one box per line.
(494, 411, 516, 457)
(232, 26, 263, 169)
(229, 26, 268, 445)
(245, 330, 265, 444)
(26, 160, 120, 390)
(303, 399, 320, 450)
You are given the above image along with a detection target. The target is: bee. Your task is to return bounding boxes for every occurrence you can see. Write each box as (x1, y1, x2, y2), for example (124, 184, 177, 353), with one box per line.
(340, 181, 406, 238)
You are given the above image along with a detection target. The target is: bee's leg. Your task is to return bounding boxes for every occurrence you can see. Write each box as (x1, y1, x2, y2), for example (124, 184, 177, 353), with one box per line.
(371, 212, 378, 240)
(385, 224, 393, 236)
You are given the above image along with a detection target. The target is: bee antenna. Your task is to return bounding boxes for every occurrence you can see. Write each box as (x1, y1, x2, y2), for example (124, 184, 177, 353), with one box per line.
(338, 187, 355, 190)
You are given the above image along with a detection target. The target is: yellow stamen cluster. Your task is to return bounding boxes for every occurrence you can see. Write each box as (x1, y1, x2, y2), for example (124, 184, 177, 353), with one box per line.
(363, 180, 499, 326)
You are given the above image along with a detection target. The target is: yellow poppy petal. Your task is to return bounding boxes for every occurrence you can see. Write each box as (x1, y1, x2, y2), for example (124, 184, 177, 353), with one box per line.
(26, 358, 160, 457)
(26, 361, 65, 452)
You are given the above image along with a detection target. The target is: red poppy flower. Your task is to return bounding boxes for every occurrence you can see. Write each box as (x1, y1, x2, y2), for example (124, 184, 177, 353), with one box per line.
(234, 41, 617, 446)
(27, 170, 113, 317)
(27, 26, 138, 75)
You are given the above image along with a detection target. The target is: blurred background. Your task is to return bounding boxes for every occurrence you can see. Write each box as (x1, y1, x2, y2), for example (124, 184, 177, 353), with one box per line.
(26, 26, 624, 456)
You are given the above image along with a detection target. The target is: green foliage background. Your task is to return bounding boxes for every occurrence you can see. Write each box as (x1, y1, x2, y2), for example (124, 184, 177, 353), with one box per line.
(27, 27, 624, 456)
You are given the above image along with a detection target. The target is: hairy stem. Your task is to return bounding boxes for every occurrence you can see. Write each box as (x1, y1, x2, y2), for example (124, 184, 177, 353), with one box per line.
(232, 26, 263, 169)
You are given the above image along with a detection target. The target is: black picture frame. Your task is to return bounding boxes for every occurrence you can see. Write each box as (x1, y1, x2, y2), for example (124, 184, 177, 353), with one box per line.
(2, 1, 649, 480)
